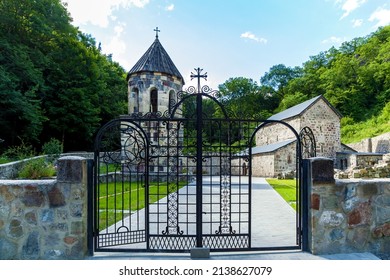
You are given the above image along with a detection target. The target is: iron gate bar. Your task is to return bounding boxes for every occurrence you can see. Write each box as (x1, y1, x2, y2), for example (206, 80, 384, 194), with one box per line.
(195, 88, 203, 248)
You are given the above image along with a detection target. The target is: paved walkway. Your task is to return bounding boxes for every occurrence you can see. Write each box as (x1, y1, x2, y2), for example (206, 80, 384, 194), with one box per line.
(92, 177, 380, 260)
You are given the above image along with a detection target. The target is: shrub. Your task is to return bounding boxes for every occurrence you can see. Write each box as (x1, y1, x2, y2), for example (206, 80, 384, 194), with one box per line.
(2, 140, 35, 161)
(42, 138, 63, 161)
(18, 158, 56, 179)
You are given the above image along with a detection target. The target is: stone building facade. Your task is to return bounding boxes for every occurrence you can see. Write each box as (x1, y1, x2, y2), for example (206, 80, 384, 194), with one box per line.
(252, 95, 342, 177)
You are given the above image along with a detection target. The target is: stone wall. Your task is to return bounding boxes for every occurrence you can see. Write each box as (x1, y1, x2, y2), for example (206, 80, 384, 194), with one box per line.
(0, 156, 90, 259)
(307, 157, 390, 256)
(128, 71, 183, 115)
(300, 99, 341, 159)
(250, 142, 297, 178)
(255, 119, 299, 147)
(336, 153, 390, 179)
(0, 155, 47, 180)
(347, 132, 390, 154)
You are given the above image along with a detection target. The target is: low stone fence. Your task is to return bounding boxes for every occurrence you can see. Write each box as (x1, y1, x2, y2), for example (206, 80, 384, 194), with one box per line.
(0, 156, 90, 259)
(0, 155, 47, 180)
(307, 158, 390, 256)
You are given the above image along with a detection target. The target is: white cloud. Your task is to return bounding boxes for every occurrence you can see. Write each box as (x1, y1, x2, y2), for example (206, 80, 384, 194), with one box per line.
(338, 0, 366, 19)
(63, 0, 149, 28)
(351, 18, 363, 27)
(104, 22, 128, 65)
(165, 4, 175, 11)
(321, 36, 346, 45)
(369, 7, 390, 28)
(240, 32, 267, 44)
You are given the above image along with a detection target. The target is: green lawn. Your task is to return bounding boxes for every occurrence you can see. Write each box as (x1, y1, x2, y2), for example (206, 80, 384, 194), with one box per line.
(97, 181, 186, 230)
(266, 179, 297, 210)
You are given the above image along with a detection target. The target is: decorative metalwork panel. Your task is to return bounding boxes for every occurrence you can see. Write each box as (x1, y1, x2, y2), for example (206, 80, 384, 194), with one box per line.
(300, 126, 316, 158)
(94, 120, 148, 250)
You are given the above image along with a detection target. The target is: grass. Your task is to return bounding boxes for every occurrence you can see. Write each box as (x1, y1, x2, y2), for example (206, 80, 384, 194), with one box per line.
(266, 179, 297, 210)
(97, 181, 187, 231)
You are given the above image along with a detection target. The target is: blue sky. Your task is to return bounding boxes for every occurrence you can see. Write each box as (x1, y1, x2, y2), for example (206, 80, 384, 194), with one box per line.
(63, 0, 390, 89)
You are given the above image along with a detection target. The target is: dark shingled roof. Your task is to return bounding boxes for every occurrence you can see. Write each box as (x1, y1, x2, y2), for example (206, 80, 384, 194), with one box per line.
(127, 38, 184, 83)
(268, 95, 342, 121)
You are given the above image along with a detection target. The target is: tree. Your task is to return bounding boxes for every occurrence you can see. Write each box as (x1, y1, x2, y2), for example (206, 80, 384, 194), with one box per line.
(0, 0, 127, 151)
(260, 64, 303, 98)
(218, 77, 277, 119)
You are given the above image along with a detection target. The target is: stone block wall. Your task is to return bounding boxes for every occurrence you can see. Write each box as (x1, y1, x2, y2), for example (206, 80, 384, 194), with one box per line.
(0, 155, 47, 180)
(0, 156, 89, 259)
(307, 157, 390, 256)
(300, 99, 341, 159)
(347, 132, 390, 154)
(255, 119, 299, 147)
(128, 71, 183, 115)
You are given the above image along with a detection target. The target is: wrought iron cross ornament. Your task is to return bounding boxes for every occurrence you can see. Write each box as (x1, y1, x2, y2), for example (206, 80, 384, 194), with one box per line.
(190, 67, 207, 93)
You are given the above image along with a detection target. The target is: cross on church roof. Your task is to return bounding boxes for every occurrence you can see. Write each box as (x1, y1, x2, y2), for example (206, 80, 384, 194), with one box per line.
(154, 27, 161, 39)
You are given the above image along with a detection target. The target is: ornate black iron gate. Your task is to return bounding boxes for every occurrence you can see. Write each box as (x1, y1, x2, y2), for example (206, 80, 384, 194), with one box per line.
(93, 69, 306, 252)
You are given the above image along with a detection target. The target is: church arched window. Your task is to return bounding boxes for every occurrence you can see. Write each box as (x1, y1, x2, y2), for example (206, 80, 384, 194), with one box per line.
(132, 88, 139, 112)
(168, 90, 176, 113)
(150, 89, 158, 112)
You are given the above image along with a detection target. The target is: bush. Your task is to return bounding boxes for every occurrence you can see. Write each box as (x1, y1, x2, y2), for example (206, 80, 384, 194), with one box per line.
(18, 158, 56, 179)
(42, 138, 63, 161)
(2, 140, 35, 161)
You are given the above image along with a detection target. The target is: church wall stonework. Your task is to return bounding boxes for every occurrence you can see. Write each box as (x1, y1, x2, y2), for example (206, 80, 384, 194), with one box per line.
(128, 72, 183, 115)
(299, 99, 340, 159)
(255, 119, 300, 147)
(251, 154, 275, 177)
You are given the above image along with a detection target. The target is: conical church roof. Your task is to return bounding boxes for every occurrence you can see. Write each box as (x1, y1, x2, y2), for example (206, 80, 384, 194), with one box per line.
(127, 37, 184, 83)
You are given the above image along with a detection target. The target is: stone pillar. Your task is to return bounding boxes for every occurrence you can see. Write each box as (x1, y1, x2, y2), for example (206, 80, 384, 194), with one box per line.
(305, 157, 336, 254)
(56, 156, 89, 259)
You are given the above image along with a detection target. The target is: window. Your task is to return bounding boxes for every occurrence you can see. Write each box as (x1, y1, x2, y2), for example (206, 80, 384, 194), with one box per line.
(132, 88, 139, 112)
(169, 90, 176, 113)
(151, 89, 158, 112)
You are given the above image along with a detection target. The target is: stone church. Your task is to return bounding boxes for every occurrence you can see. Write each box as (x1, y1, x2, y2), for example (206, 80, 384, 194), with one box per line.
(251, 95, 342, 177)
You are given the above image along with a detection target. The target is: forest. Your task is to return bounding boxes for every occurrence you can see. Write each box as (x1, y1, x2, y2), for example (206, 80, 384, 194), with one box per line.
(0, 0, 389, 156)
(0, 0, 127, 153)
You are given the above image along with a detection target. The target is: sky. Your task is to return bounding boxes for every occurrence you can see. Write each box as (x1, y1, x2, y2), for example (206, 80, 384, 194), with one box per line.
(63, 0, 390, 89)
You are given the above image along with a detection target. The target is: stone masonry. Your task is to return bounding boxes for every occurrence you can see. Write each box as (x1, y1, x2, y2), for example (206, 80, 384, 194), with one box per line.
(0, 156, 89, 259)
(307, 157, 390, 256)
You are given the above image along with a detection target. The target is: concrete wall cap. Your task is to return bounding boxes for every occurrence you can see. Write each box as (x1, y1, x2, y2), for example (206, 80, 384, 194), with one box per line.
(0, 179, 56, 185)
(58, 156, 86, 161)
